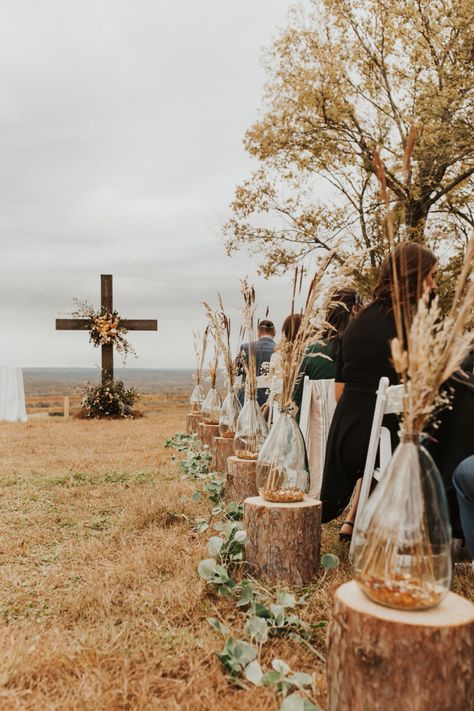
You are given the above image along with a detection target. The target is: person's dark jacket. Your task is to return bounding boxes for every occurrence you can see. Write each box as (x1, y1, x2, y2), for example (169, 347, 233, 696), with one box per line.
(427, 367, 474, 538)
(237, 337, 276, 406)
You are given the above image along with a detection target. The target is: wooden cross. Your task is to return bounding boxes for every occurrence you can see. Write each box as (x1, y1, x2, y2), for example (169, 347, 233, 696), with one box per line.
(56, 274, 158, 385)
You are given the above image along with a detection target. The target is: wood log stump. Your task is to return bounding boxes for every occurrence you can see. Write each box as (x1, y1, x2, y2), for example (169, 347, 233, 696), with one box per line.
(327, 580, 474, 711)
(225, 456, 258, 503)
(213, 436, 234, 474)
(197, 422, 220, 464)
(243, 495, 321, 585)
(186, 412, 201, 434)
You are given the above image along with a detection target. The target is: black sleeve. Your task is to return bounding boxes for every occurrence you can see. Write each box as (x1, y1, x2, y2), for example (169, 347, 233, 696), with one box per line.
(335, 338, 344, 383)
(292, 356, 307, 414)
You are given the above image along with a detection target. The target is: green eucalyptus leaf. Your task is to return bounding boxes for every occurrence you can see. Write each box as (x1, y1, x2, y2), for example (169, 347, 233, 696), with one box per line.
(244, 659, 263, 686)
(234, 529, 247, 543)
(261, 670, 283, 686)
(272, 659, 291, 675)
(208, 536, 224, 557)
(198, 558, 217, 580)
(191, 491, 201, 502)
(321, 553, 340, 570)
(244, 616, 268, 644)
(270, 604, 286, 627)
(277, 591, 296, 608)
(280, 692, 322, 711)
(207, 617, 230, 636)
(288, 672, 314, 688)
(253, 602, 272, 618)
(236, 581, 255, 607)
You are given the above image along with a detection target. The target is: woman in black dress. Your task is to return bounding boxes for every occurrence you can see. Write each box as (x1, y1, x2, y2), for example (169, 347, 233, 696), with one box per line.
(320, 242, 438, 536)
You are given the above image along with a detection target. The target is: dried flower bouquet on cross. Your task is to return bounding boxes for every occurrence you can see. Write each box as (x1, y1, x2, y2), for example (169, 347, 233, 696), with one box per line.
(72, 299, 136, 362)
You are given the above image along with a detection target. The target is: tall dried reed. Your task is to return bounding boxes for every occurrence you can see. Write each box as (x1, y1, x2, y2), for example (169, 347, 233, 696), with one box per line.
(193, 327, 209, 386)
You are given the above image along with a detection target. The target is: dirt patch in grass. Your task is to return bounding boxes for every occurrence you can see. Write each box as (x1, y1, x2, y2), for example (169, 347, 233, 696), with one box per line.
(0, 410, 472, 710)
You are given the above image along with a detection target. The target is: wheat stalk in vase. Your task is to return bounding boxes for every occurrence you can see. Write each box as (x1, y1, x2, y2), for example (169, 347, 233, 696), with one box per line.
(193, 327, 209, 386)
(202, 296, 236, 389)
(239, 279, 258, 401)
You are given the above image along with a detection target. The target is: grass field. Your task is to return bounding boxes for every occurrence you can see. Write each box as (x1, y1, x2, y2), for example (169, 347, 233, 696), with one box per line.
(0, 409, 472, 710)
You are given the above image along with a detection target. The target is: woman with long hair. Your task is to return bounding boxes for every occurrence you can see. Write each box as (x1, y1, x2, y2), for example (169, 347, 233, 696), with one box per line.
(320, 242, 438, 538)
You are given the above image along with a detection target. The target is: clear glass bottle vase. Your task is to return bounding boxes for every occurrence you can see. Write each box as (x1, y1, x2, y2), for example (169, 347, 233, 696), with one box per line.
(256, 409, 309, 502)
(201, 387, 221, 425)
(233, 397, 268, 460)
(353, 434, 452, 611)
(219, 390, 241, 439)
(189, 382, 205, 413)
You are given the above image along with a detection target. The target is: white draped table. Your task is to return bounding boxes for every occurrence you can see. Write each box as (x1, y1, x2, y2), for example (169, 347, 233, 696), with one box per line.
(0, 364, 27, 422)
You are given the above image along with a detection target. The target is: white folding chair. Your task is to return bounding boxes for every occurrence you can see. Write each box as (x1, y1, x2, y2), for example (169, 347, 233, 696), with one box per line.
(299, 376, 337, 499)
(349, 376, 404, 555)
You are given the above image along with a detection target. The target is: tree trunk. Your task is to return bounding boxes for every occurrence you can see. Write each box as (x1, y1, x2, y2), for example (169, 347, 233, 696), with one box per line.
(327, 580, 474, 711)
(243, 495, 321, 585)
(225, 456, 258, 502)
(186, 413, 201, 434)
(213, 436, 234, 474)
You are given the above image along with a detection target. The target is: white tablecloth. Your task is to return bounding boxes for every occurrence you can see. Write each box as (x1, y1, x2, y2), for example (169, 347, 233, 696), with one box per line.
(0, 365, 27, 422)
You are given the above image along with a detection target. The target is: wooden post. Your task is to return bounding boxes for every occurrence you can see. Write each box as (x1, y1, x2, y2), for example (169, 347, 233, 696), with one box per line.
(63, 396, 70, 418)
(225, 456, 258, 502)
(327, 580, 474, 711)
(101, 275, 114, 384)
(243, 495, 321, 585)
(213, 436, 235, 474)
(197, 422, 220, 462)
(186, 412, 201, 434)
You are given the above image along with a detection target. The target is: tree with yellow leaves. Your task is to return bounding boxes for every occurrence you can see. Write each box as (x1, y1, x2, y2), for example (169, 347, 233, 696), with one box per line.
(225, 0, 474, 284)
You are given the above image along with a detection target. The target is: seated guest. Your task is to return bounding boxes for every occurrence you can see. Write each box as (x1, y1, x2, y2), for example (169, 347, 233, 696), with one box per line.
(237, 319, 276, 407)
(319, 242, 439, 539)
(453, 456, 474, 559)
(426, 362, 474, 541)
(292, 288, 360, 414)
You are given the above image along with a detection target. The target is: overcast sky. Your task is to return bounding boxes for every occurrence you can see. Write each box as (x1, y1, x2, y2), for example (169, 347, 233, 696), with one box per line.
(0, 0, 312, 369)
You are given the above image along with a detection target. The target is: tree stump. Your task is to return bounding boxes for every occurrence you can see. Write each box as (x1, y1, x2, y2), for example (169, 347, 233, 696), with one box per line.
(327, 580, 474, 711)
(197, 423, 220, 464)
(226, 456, 258, 503)
(186, 412, 201, 434)
(213, 436, 234, 474)
(243, 495, 321, 585)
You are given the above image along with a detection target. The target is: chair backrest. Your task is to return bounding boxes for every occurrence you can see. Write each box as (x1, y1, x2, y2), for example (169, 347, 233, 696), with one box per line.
(350, 377, 404, 556)
(299, 376, 337, 499)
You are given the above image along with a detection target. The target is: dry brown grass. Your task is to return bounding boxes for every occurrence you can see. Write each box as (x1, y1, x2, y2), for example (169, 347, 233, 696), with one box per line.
(0, 408, 472, 710)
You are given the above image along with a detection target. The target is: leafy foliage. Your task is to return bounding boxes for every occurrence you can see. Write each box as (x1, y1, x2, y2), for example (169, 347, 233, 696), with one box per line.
(166, 431, 339, 709)
(225, 0, 474, 279)
(81, 380, 139, 419)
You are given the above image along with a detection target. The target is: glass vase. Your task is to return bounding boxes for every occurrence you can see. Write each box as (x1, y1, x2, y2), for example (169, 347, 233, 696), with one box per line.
(233, 398, 268, 460)
(201, 387, 221, 425)
(189, 382, 205, 413)
(219, 390, 241, 439)
(353, 434, 452, 611)
(256, 410, 309, 503)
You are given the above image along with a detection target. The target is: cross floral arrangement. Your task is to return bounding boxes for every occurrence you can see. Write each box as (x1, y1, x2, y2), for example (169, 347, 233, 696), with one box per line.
(71, 300, 136, 361)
